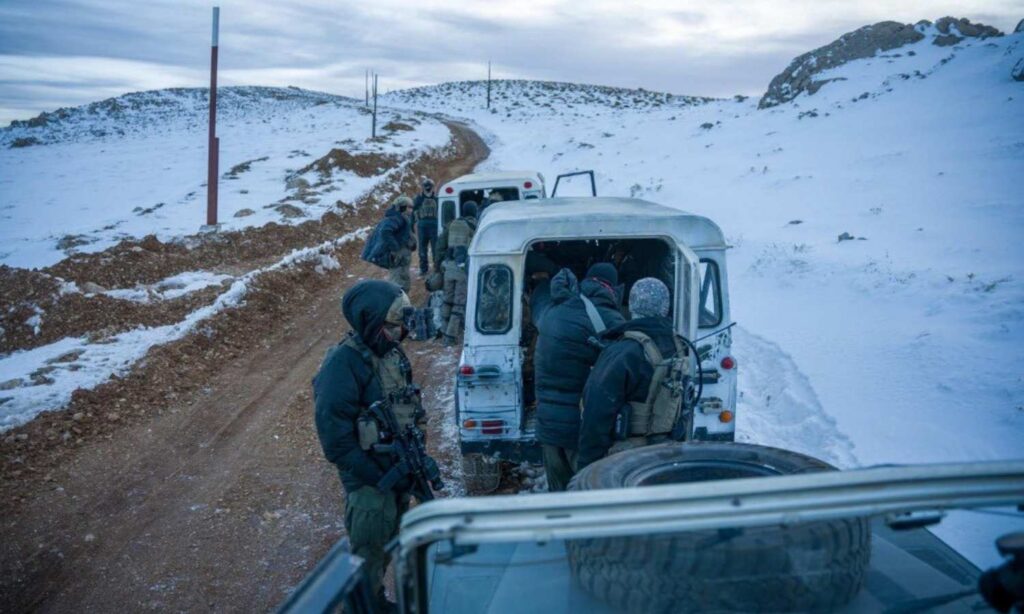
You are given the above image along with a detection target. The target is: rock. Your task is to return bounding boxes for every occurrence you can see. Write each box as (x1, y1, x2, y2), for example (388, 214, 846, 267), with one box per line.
(760, 21, 924, 108)
(699, 122, 715, 130)
(72, 412, 85, 421)
(80, 281, 106, 294)
(15, 433, 29, 441)
(933, 16, 1002, 39)
(106, 412, 120, 421)
(788, 220, 803, 225)
(233, 208, 255, 218)
(933, 34, 963, 46)
(0, 378, 22, 390)
(275, 204, 305, 218)
(56, 234, 93, 250)
(1016, 18, 1024, 34)
(837, 232, 855, 242)
(1013, 59, 1024, 82)
(138, 234, 162, 252)
(285, 176, 310, 191)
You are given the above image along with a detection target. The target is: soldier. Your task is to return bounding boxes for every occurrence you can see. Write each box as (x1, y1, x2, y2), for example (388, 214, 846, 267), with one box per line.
(435, 201, 478, 346)
(312, 280, 424, 610)
(361, 196, 415, 293)
(530, 263, 624, 491)
(576, 277, 692, 471)
(412, 179, 439, 275)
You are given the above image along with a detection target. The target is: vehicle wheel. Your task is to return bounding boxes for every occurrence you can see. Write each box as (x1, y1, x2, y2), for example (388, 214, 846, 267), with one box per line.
(461, 453, 501, 495)
(566, 442, 871, 613)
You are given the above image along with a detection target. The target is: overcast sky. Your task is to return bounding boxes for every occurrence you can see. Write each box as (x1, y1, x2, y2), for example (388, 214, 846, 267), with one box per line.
(1, 0, 1020, 124)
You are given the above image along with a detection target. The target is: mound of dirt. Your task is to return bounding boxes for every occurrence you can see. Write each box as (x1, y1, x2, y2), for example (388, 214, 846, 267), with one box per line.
(295, 148, 400, 179)
(759, 18, 1003, 108)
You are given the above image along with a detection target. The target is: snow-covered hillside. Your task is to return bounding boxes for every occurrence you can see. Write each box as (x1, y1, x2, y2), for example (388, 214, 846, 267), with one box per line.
(383, 23, 1024, 563)
(0, 86, 449, 268)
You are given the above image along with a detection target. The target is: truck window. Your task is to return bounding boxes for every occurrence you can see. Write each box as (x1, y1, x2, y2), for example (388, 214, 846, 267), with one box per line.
(476, 265, 513, 334)
(441, 200, 456, 226)
(699, 259, 722, 328)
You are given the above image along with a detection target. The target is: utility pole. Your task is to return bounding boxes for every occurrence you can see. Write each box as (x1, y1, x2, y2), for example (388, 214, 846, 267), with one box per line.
(206, 6, 220, 228)
(371, 73, 378, 138)
(486, 60, 491, 109)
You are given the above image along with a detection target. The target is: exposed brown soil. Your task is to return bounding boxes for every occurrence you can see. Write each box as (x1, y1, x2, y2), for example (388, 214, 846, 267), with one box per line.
(296, 148, 400, 179)
(0, 121, 488, 612)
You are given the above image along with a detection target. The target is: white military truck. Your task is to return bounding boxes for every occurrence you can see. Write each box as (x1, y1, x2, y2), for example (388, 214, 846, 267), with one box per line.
(280, 447, 1024, 613)
(435, 170, 546, 227)
(455, 197, 737, 489)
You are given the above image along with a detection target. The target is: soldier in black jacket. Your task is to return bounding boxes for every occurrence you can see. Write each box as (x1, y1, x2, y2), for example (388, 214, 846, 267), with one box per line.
(313, 280, 421, 609)
(412, 179, 439, 275)
(531, 263, 624, 491)
(577, 277, 679, 471)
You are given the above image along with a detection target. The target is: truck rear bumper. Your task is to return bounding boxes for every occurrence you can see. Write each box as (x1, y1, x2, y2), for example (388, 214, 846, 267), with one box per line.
(461, 439, 542, 464)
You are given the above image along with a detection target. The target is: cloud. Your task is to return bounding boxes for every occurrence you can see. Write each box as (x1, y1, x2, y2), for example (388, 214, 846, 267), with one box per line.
(0, 0, 1020, 123)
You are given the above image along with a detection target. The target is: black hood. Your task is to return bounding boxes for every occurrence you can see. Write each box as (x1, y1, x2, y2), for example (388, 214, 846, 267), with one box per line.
(342, 280, 402, 355)
(550, 268, 579, 303)
(603, 315, 677, 356)
(581, 277, 619, 309)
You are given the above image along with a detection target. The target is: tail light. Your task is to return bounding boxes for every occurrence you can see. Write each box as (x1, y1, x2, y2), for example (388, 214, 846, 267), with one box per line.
(482, 419, 504, 435)
(719, 410, 734, 424)
(523, 181, 533, 189)
(462, 418, 505, 435)
(445, 186, 454, 194)
(720, 356, 736, 370)
(459, 365, 475, 376)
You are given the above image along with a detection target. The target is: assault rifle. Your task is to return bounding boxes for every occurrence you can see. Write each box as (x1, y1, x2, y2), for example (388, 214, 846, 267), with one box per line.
(368, 399, 444, 501)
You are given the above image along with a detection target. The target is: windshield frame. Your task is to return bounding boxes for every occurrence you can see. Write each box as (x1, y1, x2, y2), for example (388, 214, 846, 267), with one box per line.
(395, 461, 1024, 610)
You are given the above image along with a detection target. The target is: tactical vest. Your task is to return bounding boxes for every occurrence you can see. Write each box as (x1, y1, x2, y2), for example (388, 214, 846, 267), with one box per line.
(447, 217, 475, 248)
(342, 335, 419, 428)
(418, 197, 438, 220)
(622, 331, 691, 436)
(445, 217, 476, 269)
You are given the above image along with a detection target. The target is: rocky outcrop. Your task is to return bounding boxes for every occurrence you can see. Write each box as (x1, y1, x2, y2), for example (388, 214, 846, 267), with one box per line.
(759, 18, 1004, 108)
(932, 16, 1002, 46)
(759, 22, 924, 108)
(1013, 59, 1024, 82)
(1015, 18, 1024, 33)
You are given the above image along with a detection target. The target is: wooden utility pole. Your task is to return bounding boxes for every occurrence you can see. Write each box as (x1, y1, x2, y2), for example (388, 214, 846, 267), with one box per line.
(486, 60, 491, 109)
(371, 73, 378, 138)
(206, 6, 220, 227)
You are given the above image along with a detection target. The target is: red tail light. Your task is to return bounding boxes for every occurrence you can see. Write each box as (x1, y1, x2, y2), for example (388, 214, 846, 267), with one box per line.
(482, 419, 504, 435)
(720, 356, 736, 370)
(523, 181, 533, 189)
(459, 365, 475, 376)
(445, 186, 454, 194)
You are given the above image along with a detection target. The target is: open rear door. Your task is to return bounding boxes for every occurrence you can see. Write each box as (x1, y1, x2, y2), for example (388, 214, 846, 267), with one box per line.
(676, 243, 700, 341)
(276, 539, 377, 614)
(551, 170, 596, 197)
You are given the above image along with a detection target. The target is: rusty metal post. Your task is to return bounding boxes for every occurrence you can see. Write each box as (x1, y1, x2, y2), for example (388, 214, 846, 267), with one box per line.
(206, 6, 220, 227)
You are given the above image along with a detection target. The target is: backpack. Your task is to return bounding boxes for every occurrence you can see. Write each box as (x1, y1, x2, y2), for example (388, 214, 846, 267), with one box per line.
(360, 219, 393, 270)
(446, 218, 476, 270)
(617, 331, 696, 439)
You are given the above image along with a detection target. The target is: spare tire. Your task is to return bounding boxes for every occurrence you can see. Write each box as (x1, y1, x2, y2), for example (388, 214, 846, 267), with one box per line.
(566, 443, 870, 613)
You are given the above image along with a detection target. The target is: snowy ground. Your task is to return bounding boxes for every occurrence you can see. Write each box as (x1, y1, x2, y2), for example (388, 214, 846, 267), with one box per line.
(0, 87, 448, 268)
(383, 27, 1024, 564)
(0, 229, 367, 431)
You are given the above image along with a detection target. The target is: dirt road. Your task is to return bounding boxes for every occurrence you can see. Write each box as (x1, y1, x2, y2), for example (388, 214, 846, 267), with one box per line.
(1, 122, 487, 612)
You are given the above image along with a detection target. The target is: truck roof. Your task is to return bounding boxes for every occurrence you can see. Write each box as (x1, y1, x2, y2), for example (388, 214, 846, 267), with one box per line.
(443, 170, 543, 185)
(471, 196, 727, 254)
